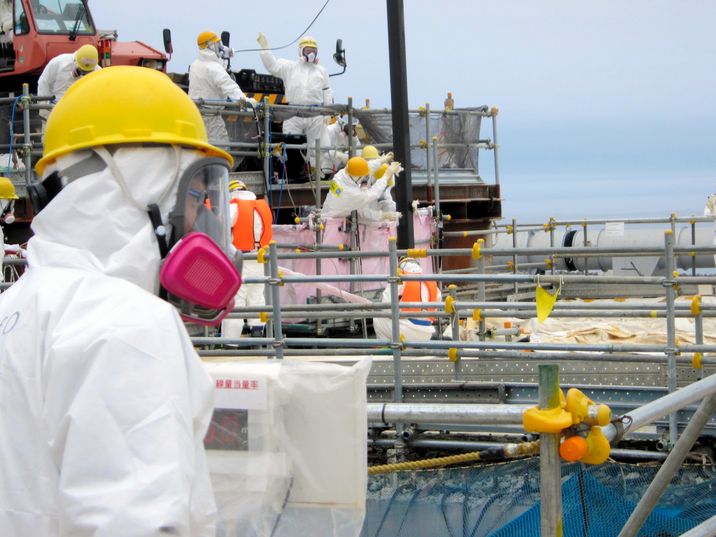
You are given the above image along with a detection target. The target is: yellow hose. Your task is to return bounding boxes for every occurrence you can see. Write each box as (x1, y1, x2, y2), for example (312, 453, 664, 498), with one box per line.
(368, 451, 483, 475)
(368, 441, 541, 475)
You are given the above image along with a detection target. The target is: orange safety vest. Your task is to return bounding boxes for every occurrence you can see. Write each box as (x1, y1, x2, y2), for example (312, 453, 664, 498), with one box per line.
(400, 280, 439, 323)
(231, 198, 273, 252)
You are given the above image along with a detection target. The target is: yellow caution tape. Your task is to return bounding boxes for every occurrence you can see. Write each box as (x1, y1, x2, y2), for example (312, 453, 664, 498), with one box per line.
(407, 248, 428, 258)
(277, 271, 284, 286)
(693, 352, 703, 369)
(448, 348, 459, 362)
(536, 284, 560, 323)
(444, 214, 452, 222)
(418, 138, 428, 148)
(338, 243, 345, 251)
(691, 295, 702, 316)
(259, 311, 269, 323)
(506, 225, 513, 234)
(507, 260, 514, 271)
(473, 308, 482, 321)
(650, 310, 657, 318)
(544, 258, 553, 268)
(256, 247, 267, 264)
(294, 216, 301, 224)
(614, 297, 625, 302)
(294, 248, 301, 253)
(463, 231, 469, 238)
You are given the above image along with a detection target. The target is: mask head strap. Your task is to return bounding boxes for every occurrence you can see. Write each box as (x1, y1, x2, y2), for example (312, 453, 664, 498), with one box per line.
(147, 203, 169, 258)
(28, 152, 107, 215)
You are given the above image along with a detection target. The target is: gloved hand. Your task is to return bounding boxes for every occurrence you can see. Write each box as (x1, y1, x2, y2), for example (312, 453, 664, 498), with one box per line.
(382, 161, 404, 185)
(256, 32, 269, 50)
(239, 96, 258, 107)
(379, 152, 394, 165)
(381, 211, 402, 222)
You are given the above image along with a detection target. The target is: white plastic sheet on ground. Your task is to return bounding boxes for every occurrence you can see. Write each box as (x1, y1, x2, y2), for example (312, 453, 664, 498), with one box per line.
(459, 296, 716, 346)
(203, 358, 371, 537)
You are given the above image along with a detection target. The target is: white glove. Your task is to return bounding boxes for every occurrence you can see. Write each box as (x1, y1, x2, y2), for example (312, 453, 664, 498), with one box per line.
(238, 96, 258, 107)
(382, 161, 404, 186)
(379, 152, 394, 165)
(256, 32, 269, 50)
(334, 151, 349, 165)
(382, 211, 402, 222)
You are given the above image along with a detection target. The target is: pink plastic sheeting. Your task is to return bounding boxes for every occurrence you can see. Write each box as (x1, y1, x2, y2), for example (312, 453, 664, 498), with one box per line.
(272, 209, 436, 310)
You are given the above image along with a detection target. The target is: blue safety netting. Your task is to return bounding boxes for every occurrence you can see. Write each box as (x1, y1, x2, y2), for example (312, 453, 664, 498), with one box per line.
(362, 458, 716, 537)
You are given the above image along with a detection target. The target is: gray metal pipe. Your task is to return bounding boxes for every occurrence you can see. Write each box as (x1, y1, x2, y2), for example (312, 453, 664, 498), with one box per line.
(367, 402, 529, 425)
(539, 364, 563, 537)
(678, 515, 716, 537)
(602, 373, 716, 443)
(618, 393, 716, 537)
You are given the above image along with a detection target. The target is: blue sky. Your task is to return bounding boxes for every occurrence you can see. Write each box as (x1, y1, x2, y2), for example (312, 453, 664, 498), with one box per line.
(91, 0, 716, 221)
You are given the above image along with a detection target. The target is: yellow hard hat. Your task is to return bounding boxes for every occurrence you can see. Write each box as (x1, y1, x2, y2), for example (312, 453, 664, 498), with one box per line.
(74, 44, 98, 72)
(398, 256, 422, 274)
(36, 66, 233, 176)
(361, 145, 380, 160)
(299, 36, 318, 49)
(345, 156, 369, 178)
(197, 30, 221, 49)
(229, 179, 247, 192)
(0, 177, 18, 199)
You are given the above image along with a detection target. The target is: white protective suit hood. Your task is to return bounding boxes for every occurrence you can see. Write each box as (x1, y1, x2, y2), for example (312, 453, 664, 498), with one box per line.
(29, 146, 204, 293)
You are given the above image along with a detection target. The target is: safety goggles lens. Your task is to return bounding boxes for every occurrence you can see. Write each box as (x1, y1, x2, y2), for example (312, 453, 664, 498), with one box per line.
(170, 158, 232, 253)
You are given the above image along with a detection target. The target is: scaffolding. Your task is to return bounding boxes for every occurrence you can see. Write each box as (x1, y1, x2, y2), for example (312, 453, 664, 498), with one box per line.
(4, 86, 716, 536)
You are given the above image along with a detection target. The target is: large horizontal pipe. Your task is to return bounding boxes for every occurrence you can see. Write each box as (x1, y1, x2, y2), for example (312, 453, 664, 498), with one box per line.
(367, 402, 529, 425)
(491, 225, 716, 274)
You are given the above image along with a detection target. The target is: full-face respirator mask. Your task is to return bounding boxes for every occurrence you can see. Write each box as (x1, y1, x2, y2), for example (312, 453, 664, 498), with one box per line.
(29, 151, 242, 326)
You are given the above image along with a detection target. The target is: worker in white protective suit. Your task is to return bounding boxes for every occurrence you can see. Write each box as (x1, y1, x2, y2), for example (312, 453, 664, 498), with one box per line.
(0, 0, 13, 44)
(373, 256, 441, 342)
(222, 179, 273, 339)
(189, 30, 256, 146)
(0, 66, 244, 536)
(0, 176, 20, 282)
(704, 192, 716, 217)
(257, 32, 333, 170)
(321, 156, 402, 223)
(37, 44, 100, 131)
(360, 144, 399, 221)
(322, 115, 361, 170)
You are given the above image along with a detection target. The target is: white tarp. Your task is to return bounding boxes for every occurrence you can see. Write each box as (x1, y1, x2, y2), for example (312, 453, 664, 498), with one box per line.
(203, 358, 371, 537)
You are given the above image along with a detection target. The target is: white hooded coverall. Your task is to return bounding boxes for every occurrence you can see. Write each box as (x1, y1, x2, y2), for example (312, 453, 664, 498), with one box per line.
(321, 122, 361, 170)
(321, 167, 389, 222)
(259, 49, 333, 167)
(0, 147, 217, 536)
(189, 49, 248, 145)
(37, 53, 101, 125)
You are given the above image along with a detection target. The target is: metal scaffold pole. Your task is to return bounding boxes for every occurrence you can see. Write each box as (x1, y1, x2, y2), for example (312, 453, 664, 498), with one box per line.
(538, 364, 563, 537)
